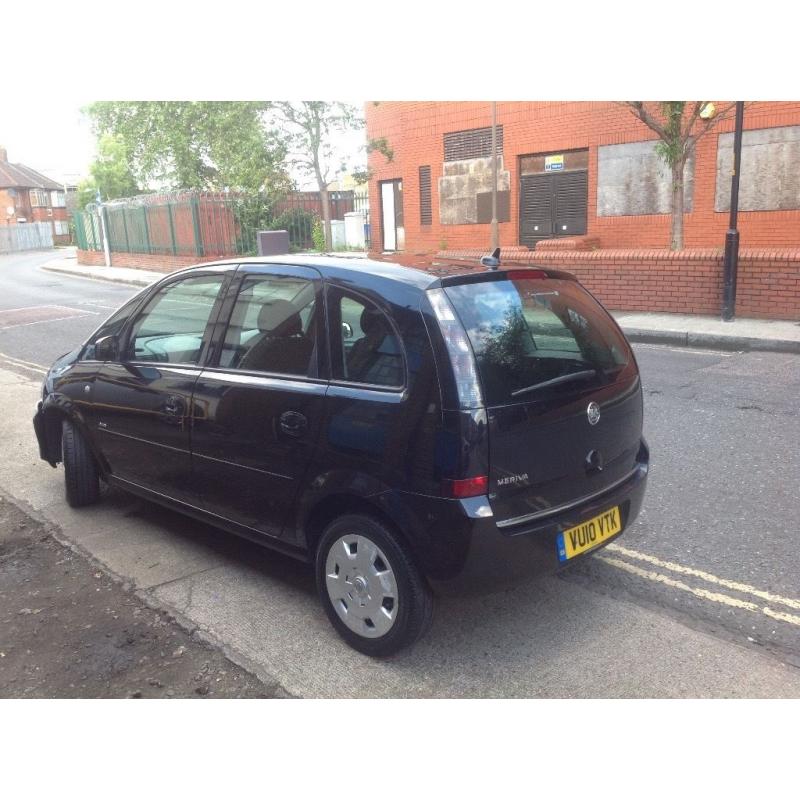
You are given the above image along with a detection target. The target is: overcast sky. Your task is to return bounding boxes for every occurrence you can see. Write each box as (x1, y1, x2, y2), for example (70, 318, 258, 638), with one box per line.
(2, 98, 95, 185)
(1, 100, 367, 191)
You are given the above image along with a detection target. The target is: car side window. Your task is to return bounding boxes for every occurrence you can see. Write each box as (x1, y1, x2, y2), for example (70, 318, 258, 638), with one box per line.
(125, 275, 224, 364)
(334, 293, 404, 388)
(218, 274, 317, 377)
(80, 292, 146, 360)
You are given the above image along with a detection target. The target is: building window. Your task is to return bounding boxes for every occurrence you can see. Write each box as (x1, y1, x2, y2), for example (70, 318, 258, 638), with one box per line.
(54, 220, 70, 236)
(715, 125, 800, 212)
(444, 126, 503, 162)
(419, 166, 432, 226)
(30, 189, 49, 207)
(50, 191, 66, 208)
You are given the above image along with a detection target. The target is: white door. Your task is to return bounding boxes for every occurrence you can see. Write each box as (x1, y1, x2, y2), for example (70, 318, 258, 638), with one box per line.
(381, 181, 396, 251)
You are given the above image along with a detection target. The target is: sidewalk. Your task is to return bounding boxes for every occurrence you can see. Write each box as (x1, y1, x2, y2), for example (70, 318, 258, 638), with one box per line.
(612, 311, 800, 354)
(41, 252, 162, 288)
(39, 252, 800, 354)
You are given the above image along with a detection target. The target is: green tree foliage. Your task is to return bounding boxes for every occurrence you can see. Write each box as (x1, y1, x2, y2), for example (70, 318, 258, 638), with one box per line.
(84, 102, 290, 194)
(77, 133, 139, 209)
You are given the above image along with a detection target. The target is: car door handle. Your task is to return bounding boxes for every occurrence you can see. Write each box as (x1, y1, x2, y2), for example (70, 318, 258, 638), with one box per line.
(279, 410, 308, 438)
(164, 395, 185, 416)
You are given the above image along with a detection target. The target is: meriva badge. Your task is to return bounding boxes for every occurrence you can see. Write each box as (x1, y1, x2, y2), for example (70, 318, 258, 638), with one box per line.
(587, 402, 601, 426)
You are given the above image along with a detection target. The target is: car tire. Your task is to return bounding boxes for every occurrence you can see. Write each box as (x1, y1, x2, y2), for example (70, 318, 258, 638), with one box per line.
(316, 514, 434, 657)
(62, 419, 100, 508)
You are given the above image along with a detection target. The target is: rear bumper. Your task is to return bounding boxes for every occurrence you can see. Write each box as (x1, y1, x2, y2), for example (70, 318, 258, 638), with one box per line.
(377, 455, 648, 596)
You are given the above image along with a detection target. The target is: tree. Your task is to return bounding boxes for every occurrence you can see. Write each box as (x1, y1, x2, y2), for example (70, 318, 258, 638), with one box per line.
(84, 102, 290, 195)
(623, 102, 737, 249)
(268, 102, 364, 249)
(76, 133, 139, 209)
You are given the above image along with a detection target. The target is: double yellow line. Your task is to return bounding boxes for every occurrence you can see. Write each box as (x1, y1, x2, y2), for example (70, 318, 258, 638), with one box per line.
(0, 352, 47, 376)
(598, 542, 800, 627)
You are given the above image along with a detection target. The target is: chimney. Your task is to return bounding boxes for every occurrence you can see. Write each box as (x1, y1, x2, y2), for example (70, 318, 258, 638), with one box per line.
(0, 146, 7, 162)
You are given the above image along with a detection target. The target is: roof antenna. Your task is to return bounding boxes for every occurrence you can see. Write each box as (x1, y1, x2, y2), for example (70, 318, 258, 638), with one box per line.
(480, 247, 501, 270)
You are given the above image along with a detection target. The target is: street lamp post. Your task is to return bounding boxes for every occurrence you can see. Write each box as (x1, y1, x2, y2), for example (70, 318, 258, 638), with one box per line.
(722, 101, 745, 321)
(96, 190, 111, 268)
(490, 102, 499, 251)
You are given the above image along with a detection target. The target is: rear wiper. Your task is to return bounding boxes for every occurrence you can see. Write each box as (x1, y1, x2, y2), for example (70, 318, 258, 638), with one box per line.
(511, 369, 597, 398)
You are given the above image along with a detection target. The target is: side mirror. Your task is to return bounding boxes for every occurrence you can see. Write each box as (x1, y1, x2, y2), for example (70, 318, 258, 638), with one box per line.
(342, 321, 353, 340)
(94, 335, 119, 362)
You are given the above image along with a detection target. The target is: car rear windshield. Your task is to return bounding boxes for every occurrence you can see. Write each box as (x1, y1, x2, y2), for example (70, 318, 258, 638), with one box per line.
(443, 276, 633, 407)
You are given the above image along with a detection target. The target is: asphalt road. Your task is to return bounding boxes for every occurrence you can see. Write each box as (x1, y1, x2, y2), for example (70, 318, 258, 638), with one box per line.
(1, 249, 798, 696)
(0, 249, 141, 367)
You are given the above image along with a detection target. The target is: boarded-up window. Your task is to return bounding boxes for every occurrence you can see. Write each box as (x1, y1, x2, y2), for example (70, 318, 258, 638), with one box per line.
(444, 127, 503, 162)
(597, 140, 694, 216)
(476, 191, 510, 223)
(716, 125, 800, 211)
(419, 165, 432, 225)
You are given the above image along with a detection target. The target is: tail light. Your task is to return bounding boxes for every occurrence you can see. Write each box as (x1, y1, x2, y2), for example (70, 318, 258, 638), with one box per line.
(442, 475, 489, 499)
(426, 288, 483, 409)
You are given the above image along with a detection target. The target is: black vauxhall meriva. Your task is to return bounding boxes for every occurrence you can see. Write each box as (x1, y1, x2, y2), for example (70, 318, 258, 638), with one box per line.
(34, 253, 648, 655)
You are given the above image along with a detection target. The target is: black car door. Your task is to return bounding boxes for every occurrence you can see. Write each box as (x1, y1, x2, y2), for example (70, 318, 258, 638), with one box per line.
(188, 264, 328, 540)
(89, 270, 228, 500)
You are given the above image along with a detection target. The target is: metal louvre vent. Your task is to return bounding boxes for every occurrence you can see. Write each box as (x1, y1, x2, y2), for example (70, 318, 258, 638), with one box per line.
(520, 174, 552, 215)
(419, 165, 432, 225)
(444, 126, 503, 162)
(519, 170, 588, 246)
(554, 171, 588, 218)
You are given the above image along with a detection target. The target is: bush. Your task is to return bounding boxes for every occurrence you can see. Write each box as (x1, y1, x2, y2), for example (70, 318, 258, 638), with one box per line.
(271, 207, 319, 251)
(312, 218, 326, 252)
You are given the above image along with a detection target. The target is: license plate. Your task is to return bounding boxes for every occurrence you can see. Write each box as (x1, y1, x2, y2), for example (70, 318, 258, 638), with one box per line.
(557, 506, 621, 562)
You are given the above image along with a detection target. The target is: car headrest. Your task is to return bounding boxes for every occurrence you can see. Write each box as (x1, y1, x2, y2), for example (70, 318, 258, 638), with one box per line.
(258, 299, 302, 336)
(360, 307, 385, 337)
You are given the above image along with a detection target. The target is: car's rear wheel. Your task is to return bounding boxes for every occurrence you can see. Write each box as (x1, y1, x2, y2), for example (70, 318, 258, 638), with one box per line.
(62, 419, 100, 508)
(315, 514, 434, 657)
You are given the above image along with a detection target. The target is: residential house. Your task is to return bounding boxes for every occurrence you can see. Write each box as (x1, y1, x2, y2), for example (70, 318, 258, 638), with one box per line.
(0, 146, 70, 244)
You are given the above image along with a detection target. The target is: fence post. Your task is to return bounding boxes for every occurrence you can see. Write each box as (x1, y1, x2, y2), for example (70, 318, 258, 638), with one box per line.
(142, 206, 151, 255)
(121, 208, 130, 252)
(191, 196, 204, 257)
(167, 203, 177, 256)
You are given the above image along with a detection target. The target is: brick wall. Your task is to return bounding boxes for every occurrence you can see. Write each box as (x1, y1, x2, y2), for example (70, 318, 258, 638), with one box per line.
(77, 249, 223, 272)
(366, 101, 800, 255)
(435, 247, 800, 320)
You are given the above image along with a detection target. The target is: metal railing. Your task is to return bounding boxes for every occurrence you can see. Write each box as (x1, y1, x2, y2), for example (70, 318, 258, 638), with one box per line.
(74, 189, 362, 258)
(353, 189, 370, 249)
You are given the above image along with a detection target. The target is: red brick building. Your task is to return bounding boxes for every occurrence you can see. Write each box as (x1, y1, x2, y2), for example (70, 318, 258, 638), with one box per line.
(365, 102, 800, 320)
(0, 146, 70, 244)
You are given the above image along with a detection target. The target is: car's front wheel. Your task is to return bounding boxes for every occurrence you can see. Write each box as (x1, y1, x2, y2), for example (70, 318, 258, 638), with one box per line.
(315, 514, 434, 657)
(62, 419, 100, 508)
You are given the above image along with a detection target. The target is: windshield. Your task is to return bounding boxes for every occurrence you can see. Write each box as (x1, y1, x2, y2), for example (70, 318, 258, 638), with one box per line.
(443, 277, 632, 406)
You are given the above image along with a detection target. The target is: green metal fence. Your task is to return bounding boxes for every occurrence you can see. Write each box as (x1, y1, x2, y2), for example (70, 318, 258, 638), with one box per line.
(74, 190, 358, 258)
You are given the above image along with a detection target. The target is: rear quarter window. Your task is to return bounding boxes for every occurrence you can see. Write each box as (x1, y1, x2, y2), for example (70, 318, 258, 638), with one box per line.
(444, 277, 633, 406)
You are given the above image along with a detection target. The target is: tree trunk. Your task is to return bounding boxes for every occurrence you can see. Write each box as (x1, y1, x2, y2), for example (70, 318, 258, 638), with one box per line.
(320, 186, 332, 250)
(670, 159, 685, 250)
(314, 161, 332, 251)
